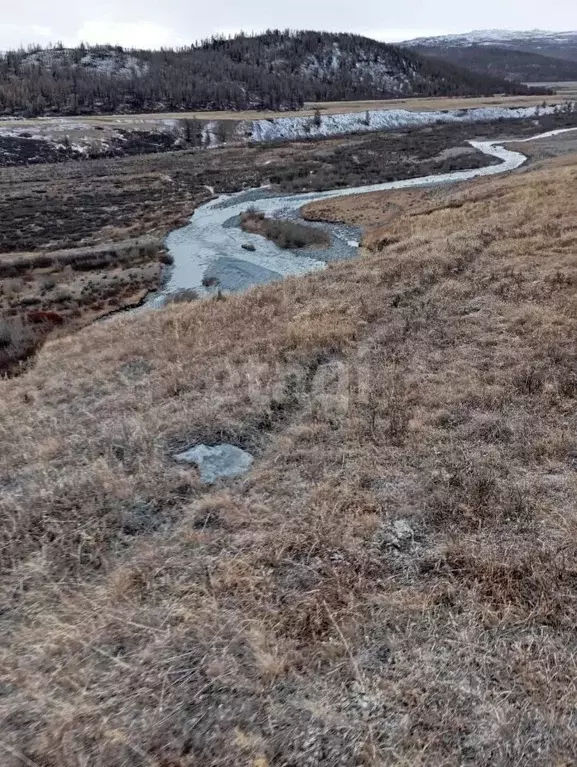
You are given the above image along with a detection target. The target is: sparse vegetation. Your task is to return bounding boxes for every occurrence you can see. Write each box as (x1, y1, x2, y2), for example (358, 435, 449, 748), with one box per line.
(240, 208, 331, 249)
(0, 238, 165, 374)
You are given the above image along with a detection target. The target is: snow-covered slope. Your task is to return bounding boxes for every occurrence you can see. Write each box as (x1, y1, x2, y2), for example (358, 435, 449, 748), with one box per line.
(403, 30, 577, 83)
(406, 30, 577, 48)
(21, 49, 149, 78)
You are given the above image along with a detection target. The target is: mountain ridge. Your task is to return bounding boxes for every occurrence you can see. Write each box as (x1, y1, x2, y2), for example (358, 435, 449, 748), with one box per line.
(405, 29, 577, 47)
(402, 29, 577, 82)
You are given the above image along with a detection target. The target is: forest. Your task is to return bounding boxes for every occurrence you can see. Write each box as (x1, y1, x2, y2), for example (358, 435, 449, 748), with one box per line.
(0, 30, 547, 117)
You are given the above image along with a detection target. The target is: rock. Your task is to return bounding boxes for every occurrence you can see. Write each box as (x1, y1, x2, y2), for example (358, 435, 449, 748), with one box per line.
(118, 358, 152, 381)
(392, 518, 413, 542)
(174, 443, 254, 484)
(241, 243, 256, 251)
(377, 517, 415, 550)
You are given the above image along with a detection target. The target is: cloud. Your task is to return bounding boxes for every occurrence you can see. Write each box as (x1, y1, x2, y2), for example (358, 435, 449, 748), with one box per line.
(368, 28, 455, 43)
(69, 20, 188, 49)
(0, 23, 53, 50)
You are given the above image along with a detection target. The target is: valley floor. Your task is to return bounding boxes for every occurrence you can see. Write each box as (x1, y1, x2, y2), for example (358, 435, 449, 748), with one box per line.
(2, 93, 567, 129)
(3, 112, 577, 376)
(2, 140, 577, 764)
(0, 119, 509, 375)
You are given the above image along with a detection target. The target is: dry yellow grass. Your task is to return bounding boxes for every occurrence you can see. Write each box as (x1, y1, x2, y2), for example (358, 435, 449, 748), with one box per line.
(2, 154, 577, 764)
(4, 93, 565, 129)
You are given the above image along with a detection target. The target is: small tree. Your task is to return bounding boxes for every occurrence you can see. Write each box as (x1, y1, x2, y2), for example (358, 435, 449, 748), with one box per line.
(216, 121, 232, 144)
(313, 108, 322, 129)
(183, 117, 202, 146)
(363, 110, 370, 126)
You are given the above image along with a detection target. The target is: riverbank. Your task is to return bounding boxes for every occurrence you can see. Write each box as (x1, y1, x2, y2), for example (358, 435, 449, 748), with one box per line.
(1, 98, 570, 167)
(3, 149, 577, 764)
(154, 127, 577, 300)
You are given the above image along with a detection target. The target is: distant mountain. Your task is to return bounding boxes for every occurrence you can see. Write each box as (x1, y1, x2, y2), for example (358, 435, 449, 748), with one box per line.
(403, 30, 577, 82)
(0, 30, 541, 117)
(406, 29, 577, 49)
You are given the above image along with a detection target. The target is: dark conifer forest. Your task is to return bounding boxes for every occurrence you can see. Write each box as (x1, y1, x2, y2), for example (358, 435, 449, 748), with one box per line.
(0, 30, 546, 117)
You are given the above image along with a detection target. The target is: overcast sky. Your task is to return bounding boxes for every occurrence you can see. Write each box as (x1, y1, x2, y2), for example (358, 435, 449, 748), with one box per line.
(2, 0, 577, 51)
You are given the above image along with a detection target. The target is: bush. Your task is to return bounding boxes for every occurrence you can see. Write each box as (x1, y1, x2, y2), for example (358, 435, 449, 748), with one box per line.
(240, 210, 330, 250)
(0, 318, 39, 374)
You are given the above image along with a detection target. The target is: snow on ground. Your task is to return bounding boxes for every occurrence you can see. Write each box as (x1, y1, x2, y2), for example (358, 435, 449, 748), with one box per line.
(247, 105, 561, 143)
(80, 53, 149, 78)
(20, 49, 149, 78)
(1, 104, 574, 159)
(406, 29, 577, 46)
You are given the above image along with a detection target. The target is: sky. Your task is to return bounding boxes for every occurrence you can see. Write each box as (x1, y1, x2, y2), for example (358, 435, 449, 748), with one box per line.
(2, 0, 577, 51)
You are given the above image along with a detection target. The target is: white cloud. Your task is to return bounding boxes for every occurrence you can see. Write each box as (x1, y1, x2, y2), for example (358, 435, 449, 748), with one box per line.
(367, 28, 456, 43)
(69, 20, 188, 49)
(0, 23, 53, 50)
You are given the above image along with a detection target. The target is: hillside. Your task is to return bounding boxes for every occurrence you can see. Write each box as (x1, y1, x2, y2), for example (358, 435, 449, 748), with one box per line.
(0, 31, 540, 117)
(404, 30, 577, 82)
(3, 137, 577, 763)
(410, 44, 577, 83)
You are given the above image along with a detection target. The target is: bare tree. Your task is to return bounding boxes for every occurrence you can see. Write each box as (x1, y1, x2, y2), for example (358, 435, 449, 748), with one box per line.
(182, 117, 203, 146)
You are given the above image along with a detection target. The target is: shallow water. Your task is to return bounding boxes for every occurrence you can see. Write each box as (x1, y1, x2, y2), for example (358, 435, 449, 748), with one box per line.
(150, 127, 577, 302)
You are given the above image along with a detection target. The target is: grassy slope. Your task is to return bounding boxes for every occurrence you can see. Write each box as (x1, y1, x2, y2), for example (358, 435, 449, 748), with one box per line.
(2, 156, 577, 764)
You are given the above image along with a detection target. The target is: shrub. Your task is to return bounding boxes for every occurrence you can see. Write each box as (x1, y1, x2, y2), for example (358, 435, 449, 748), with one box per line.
(240, 210, 330, 250)
(0, 318, 39, 374)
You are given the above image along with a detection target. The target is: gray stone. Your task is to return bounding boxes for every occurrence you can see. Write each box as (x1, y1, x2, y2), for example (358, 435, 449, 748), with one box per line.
(377, 518, 415, 550)
(392, 519, 414, 542)
(118, 358, 152, 381)
(174, 443, 254, 484)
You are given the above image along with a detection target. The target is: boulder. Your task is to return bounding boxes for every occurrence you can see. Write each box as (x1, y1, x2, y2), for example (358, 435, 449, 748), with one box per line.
(174, 443, 254, 484)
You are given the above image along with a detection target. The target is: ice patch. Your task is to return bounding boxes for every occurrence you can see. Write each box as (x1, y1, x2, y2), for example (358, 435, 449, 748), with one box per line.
(248, 105, 565, 143)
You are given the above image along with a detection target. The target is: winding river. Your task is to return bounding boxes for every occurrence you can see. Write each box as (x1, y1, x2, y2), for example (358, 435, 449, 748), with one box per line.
(149, 127, 577, 302)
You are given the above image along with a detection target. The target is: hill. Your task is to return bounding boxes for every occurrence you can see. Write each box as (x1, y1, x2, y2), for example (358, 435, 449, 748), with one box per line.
(0, 30, 541, 117)
(404, 29, 577, 82)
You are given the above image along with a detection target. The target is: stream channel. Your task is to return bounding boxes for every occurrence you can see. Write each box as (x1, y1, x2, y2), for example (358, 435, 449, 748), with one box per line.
(147, 128, 577, 304)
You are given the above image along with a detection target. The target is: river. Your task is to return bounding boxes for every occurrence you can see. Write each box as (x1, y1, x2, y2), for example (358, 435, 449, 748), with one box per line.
(149, 127, 577, 303)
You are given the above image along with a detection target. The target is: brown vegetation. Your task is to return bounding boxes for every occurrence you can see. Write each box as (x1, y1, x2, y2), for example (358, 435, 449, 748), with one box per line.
(0, 238, 164, 375)
(2, 149, 577, 763)
(240, 209, 331, 249)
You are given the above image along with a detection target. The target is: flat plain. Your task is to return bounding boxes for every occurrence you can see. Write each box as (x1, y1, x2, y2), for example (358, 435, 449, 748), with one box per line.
(1, 92, 568, 130)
